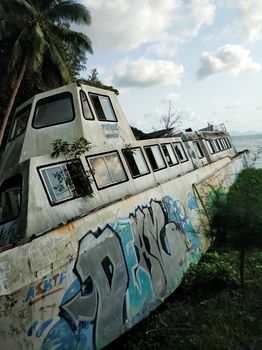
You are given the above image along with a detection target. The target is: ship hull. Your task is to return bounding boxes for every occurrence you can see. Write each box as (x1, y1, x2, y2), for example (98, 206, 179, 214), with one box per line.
(0, 154, 248, 350)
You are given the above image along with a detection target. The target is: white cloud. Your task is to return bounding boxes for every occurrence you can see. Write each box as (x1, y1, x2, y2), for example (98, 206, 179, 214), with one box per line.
(80, 0, 216, 52)
(197, 44, 261, 79)
(221, 1, 262, 41)
(113, 57, 184, 87)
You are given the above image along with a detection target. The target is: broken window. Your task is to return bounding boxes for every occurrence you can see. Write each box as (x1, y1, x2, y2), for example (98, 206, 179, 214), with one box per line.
(194, 141, 205, 158)
(89, 93, 117, 121)
(207, 140, 215, 154)
(10, 105, 31, 139)
(144, 145, 166, 171)
(39, 161, 91, 205)
(161, 143, 179, 166)
(80, 90, 94, 120)
(122, 147, 150, 177)
(173, 142, 188, 162)
(0, 174, 22, 224)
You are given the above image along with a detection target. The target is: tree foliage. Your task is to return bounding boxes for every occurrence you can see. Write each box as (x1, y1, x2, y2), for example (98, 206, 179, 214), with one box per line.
(51, 137, 93, 198)
(209, 168, 262, 287)
(0, 0, 93, 146)
(77, 68, 119, 95)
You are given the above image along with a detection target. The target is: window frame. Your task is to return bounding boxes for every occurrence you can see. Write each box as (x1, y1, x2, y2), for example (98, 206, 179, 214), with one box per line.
(193, 141, 205, 159)
(32, 92, 75, 129)
(88, 93, 118, 122)
(173, 142, 188, 163)
(9, 104, 32, 141)
(37, 160, 88, 206)
(206, 139, 215, 154)
(86, 150, 128, 190)
(225, 137, 231, 148)
(211, 139, 219, 153)
(80, 90, 95, 120)
(214, 139, 222, 152)
(161, 143, 179, 167)
(144, 144, 167, 172)
(122, 147, 150, 179)
(220, 138, 227, 150)
(0, 174, 23, 225)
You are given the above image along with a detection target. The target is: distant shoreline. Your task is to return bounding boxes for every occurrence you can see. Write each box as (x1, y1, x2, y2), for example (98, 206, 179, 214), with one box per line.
(231, 133, 262, 137)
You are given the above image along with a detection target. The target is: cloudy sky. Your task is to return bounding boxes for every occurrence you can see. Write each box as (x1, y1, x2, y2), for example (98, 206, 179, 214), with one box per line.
(79, 0, 262, 133)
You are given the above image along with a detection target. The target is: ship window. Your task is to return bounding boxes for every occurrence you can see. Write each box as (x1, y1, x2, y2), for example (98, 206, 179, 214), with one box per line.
(10, 105, 31, 139)
(194, 141, 205, 159)
(89, 93, 117, 121)
(144, 145, 166, 171)
(214, 139, 222, 152)
(173, 142, 188, 162)
(0, 174, 22, 224)
(88, 152, 127, 189)
(80, 90, 94, 120)
(39, 161, 91, 205)
(122, 147, 150, 178)
(225, 138, 231, 148)
(220, 138, 227, 149)
(212, 140, 219, 152)
(218, 139, 224, 150)
(33, 92, 74, 129)
(161, 144, 179, 166)
(207, 140, 215, 154)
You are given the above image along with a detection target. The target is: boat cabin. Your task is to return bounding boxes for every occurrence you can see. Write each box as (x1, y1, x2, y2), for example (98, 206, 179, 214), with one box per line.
(0, 83, 236, 247)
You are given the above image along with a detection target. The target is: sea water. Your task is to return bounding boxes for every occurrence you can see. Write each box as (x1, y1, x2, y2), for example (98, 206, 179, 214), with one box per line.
(231, 134, 262, 169)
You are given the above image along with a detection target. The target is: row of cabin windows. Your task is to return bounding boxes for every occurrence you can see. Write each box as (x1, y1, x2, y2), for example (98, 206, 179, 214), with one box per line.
(10, 91, 117, 140)
(38, 142, 188, 205)
(206, 138, 231, 154)
(0, 136, 230, 220)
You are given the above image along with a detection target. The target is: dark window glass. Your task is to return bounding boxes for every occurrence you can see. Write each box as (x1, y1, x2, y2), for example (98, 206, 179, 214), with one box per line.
(10, 105, 31, 139)
(33, 92, 74, 128)
(194, 141, 204, 158)
(144, 145, 166, 171)
(221, 138, 227, 149)
(89, 93, 117, 121)
(211, 140, 219, 152)
(161, 144, 179, 166)
(40, 161, 91, 204)
(207, 140, 215, 154)
(226, 138, 231, 148)
(215, 139, 222, 151)
(123, 148, 149, 177)
(173, 142, 188, 162)
(0, 174, 22, 224)
(80, 91, 94, 120)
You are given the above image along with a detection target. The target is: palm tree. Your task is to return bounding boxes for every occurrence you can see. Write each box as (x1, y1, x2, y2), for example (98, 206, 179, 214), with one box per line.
(0, 0, 93, 146)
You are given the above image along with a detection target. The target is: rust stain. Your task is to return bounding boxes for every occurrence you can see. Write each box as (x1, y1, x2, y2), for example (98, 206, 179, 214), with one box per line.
(57, 222, 75, 234)
(29, 287, 64, 305)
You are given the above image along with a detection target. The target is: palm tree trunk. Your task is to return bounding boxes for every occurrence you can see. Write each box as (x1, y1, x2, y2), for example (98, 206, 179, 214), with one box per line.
(0, 54, 29, 147)
(239, 248, 245, 289)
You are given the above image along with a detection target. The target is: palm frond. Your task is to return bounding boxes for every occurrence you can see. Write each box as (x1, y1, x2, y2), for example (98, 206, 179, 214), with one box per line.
(48, 22, 93, 53)
(47, 38, 72, 83)
(27, 23, 48, 71)
(1, 0, 34, 18)
(47, 1, 92, 25)
(9, 25, 30, 71)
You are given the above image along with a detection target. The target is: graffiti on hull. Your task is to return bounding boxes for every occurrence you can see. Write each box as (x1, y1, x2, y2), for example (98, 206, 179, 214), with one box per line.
(39, 194, 202, 349)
